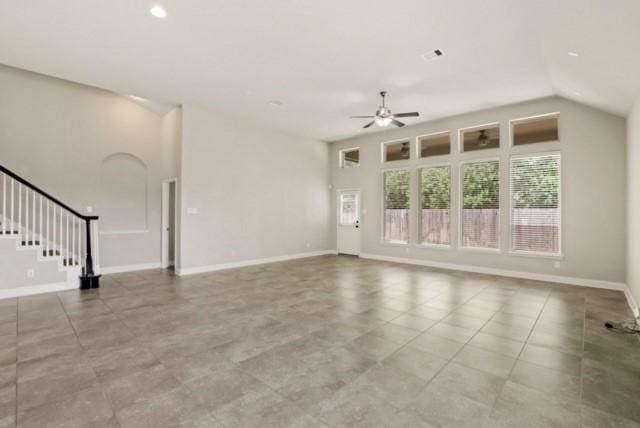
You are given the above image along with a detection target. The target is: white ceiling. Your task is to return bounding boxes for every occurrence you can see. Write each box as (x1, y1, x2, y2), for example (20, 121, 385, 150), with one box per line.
(0, 0, 639, 141)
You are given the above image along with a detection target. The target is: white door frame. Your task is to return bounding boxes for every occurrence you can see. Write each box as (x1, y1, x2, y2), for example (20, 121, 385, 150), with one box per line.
(161, 178, 178, 269)
(336, 188, 361, 256)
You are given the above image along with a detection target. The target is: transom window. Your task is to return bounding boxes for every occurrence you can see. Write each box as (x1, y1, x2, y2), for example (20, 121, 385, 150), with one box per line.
(418, 132, 451, 158)
(383, 140, 411, 162)
(512, 114, 559, 146)
(340, 148, 360, 168)
(461, 124, 500, 152)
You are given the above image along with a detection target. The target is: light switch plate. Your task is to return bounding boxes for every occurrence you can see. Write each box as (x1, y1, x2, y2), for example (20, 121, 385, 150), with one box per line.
(187, 207, 199, 215)
(86, 206, 93, 213)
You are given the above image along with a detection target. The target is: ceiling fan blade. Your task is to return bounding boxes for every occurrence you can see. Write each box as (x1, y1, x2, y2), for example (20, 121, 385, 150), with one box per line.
(350, 115, 375, 118)
(391, 119, 405, 127)
(363, 120, 376, 129)
(392, 112, 419, 118)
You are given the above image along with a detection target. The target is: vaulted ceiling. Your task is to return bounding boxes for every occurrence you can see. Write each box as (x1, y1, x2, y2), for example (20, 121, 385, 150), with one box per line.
(0, 0, 638, 141)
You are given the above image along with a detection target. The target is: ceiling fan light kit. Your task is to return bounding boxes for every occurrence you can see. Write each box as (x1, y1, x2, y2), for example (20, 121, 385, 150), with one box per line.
(350, 91, 419, 129)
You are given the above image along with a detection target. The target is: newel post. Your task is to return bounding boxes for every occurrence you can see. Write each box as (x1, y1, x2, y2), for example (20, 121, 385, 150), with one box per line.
(79, 218, 101, 289)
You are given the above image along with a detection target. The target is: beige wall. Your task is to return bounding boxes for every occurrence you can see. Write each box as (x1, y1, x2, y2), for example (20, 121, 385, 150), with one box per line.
(626, 96, 640, 312)
(178, 104, 332, 272)
(0, 65, 180, 270)
(330, 96, 626, 283)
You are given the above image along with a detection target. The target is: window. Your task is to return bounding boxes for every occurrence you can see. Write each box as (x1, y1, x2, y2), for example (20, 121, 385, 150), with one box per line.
(461, 161, 500, 249)
(383, 169, 410, 243)
(339, 192, 359, 225)
(510, 154, 560, 254)
(419, 166, 451, 245)
(340, 148, 360, 168)
(461, 124, 500, 152)
(512, 115, 559, 146)
(418, 133, 450, 158)
(383, 140, 411, 162)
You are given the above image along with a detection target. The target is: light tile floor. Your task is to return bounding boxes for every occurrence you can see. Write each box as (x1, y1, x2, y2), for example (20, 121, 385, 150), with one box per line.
(1, 255, 639, 427)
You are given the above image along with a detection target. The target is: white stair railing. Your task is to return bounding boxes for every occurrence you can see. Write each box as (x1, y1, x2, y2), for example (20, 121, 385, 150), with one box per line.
(0, 165, 101, 289)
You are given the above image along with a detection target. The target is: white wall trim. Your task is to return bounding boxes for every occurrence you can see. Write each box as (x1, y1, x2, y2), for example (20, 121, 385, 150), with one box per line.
(624, 286, 640, 319)
(359, 252, 626, 291)
(176, 250, 337, 276)
(100, 262, 162, 274)
(0, 282, 75, 300)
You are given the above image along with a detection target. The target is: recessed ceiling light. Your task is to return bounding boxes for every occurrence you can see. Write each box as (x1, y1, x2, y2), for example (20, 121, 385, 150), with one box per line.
(573, 91, 582, 96)
(150, 5, 167, 18)
(421, 49, 444, 62)
(568, 51, 579, 57)
(268, 100, 284, 107)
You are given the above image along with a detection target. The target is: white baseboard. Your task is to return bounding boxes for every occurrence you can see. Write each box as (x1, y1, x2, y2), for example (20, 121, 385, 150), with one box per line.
(359, 252, 626, 291)
(624, 286, 640, 319)
(100, 262, 162, 275)
(176, 250, 336, 276)
(0, 282, 76, 300)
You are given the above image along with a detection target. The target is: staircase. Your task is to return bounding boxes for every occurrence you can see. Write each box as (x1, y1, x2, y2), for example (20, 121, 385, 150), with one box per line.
(0, 164, 101, 295)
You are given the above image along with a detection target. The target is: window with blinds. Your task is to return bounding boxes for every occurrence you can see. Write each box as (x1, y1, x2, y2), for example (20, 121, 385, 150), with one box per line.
(510, 154, 560, 254)
(461, 161, 500, 249)
(383, 169, 410, 243)
(419, 166, 451, 245)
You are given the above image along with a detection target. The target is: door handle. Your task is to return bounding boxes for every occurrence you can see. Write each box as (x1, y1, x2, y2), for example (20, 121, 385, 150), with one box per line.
(355, 225, 359, 229)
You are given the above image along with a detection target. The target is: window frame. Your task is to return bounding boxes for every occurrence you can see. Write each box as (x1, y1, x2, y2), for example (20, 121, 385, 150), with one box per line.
(508, 151, 563, 259)
(381, 167, 411, 246)
(509, 112, 560, 148)
(416, 131, 452, 160)
(458, 122, 501, 154)
(458, 157, 501, 253)
(381, 138, 412, 163)
(339, 147, 360, 168)
(417, 163, 453, 249)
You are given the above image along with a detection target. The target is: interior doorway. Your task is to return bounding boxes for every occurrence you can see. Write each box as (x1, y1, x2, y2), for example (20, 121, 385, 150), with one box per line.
(337, 189, 361, 255)
(161, 178, 177, 269)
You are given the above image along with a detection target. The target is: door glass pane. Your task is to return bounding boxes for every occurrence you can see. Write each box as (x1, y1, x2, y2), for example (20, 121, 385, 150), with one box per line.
(340, 193, 358, 225)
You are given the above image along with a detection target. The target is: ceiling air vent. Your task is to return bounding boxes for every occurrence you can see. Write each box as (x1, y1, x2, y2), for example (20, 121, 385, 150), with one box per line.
(421, 49, 444, 62)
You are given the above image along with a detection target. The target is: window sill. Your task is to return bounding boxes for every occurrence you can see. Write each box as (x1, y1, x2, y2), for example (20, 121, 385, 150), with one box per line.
(458, 246, 501, 254)
(414, 243, 452, 250)
(508, 250, 564, 260)
(380, 240, 410, 247)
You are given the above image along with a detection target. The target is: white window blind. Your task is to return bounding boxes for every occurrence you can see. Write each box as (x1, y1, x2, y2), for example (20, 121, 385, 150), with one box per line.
(510, 154, 560, 254)
(461, 161, 500, 249)
(419, 166, 451, 245)
(383, 170, 410, 243)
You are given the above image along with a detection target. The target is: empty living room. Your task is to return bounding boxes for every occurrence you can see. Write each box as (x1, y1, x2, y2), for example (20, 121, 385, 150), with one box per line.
(1, 0, 640, 426)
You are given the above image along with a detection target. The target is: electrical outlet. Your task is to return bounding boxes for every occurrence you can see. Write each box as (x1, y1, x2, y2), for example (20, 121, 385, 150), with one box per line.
(554, 261, 561, 269)
(27, 269, 35, 278)
(187, 207, 199, 215)
(231, 250, 236, 257)
(405, 247, 410, 254)
(306, 243, 311, 248)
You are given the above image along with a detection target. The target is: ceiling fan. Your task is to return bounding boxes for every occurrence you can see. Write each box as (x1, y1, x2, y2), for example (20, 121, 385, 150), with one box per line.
(350, 91, 419, 128)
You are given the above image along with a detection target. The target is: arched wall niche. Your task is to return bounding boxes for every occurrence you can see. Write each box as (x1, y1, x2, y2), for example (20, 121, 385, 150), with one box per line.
(99, 152, 148, 233)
